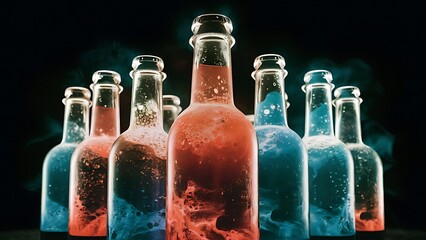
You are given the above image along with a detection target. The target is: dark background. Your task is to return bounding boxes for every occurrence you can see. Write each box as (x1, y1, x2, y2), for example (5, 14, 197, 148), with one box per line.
(2, 0, 425, 233)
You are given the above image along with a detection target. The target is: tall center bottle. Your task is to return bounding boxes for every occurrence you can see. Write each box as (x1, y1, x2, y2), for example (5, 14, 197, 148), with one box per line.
(68, 70, 122, 239)
(108, 55, 168, 240)
(166, 13, 259, 240)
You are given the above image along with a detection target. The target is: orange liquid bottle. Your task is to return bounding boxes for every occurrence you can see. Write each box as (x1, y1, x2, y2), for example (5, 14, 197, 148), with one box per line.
(166, 14, 259, 240)
(68, 70, 122, 239)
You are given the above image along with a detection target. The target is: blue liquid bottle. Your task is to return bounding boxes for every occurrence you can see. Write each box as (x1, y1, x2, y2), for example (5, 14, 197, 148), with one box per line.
(301, 70, 355, 239)
(252, 54, 309, 239)
(40, 87, 91, 240)
(107, 55, 168, 240)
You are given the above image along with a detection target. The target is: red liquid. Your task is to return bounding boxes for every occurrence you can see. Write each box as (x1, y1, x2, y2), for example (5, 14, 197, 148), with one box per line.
(166, 103, 259, 240)
(355, 208, 385, 231)
(68, 137, 115, 237)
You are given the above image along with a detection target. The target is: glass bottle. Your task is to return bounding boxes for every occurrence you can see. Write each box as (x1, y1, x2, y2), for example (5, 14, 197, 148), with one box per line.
(252, 54, 309, 240)
(40, 87, 91, 240)
(107, 55, 168, 240)
(334, 86, 385, 239)
(68, 70, 122, 239)
(301, 70, 355, 239)
(166, 13, 259, 240)
(163, 94, 182, 133)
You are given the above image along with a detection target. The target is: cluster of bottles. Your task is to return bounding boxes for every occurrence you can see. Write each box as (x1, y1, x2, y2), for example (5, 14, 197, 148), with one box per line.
(40, 13, 385, 240)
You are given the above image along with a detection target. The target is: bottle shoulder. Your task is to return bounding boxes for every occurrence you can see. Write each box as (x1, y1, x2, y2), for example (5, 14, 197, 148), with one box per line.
(79, 135, 118, 145)
(255, 125, 300, 136)
(110, 128, 168, 159)
(44, 143, 78, 159)
(43, 144, 77, 167)
(302, 135, 349, 152)
(168, 103, 256, 148)
(256, 125, 304, 143)
(346, 143, 382, 161)
(71, 136, 117, 159)
(172, 103, 253, 130)
(120, 126, 168, 139)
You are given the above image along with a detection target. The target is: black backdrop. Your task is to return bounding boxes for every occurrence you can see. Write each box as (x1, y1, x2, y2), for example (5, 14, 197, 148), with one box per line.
(2, 0, 425, 232)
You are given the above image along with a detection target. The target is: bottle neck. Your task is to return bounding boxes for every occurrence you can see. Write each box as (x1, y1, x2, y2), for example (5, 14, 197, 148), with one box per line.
(190, 37, 234, 105)
(254, 72, 288, 127)
(163, 105, 180, 133)
(90, 84, 121, 137)
(335, 98, 363, 144)
(62, 99, 90, 143)
(304, 83, 334, 137)
(129, 73, 164, 129)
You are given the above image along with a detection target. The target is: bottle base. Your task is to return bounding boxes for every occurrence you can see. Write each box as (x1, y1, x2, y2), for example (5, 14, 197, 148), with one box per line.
(67, 235, 106, 240)
(355, 230, 385, 240)
(40, 231, 68, 240)
(310, 235, 355, 240)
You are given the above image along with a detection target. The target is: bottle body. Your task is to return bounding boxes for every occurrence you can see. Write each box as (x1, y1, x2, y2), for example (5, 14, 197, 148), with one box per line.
(108, 129, 167, 240)
(304, 135, 355, 237)
(348, 144, 384, 231)
(167, 103, 259, 239)
(41, 144, 78, 233)
(68, 137, 114, 237)
(40, 87, 91, 239)
(256, 125, 309, 239)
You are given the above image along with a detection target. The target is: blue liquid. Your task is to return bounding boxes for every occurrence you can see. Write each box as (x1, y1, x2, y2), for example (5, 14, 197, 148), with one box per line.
(108, 139, 166, 240)
(304, 136, 356, 237)
(41, 144, 75, 232)
(108, 196, 165, 240)
(255, 92, 309, 239)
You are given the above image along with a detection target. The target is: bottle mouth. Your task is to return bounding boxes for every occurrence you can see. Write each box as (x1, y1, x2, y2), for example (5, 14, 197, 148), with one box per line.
(303, 69, 333, 83)
(189, 13, 235, 47)
(62, 86, 92, 106)
(90, 70, 123, 93)
(163, 95, 182, 113)
(251, 53, 288, 80)
(333, 85, 363, 105)
(191, 13, 233, 34)
(301, 69, 334, 92)
(129, 55, 167, 80)
(163, 95, 181, 106)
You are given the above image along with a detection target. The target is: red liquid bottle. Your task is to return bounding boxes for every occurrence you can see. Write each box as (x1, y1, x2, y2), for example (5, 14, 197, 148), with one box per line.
(166, 13, 259, 240)
(68, 70, 122, 239)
